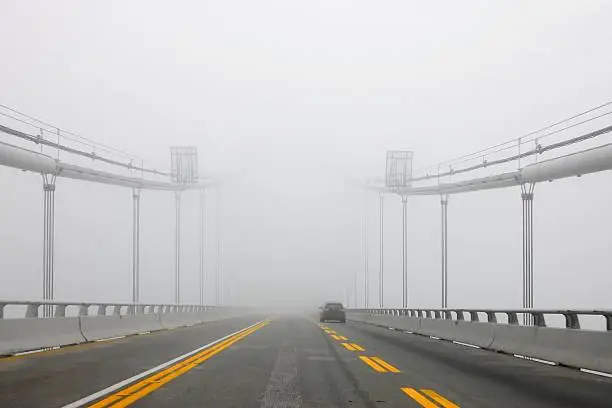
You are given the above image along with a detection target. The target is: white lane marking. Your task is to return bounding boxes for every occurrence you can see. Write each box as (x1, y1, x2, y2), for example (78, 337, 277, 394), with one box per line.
(452, 340, 481, 349)
(95, 336, 126, 343)
(581, 368, 612, 378)
(14, 346, 60, 356)
(430, 336, 441, 340)
(61, 320, 266, 408)
(513, 354, 556, 365)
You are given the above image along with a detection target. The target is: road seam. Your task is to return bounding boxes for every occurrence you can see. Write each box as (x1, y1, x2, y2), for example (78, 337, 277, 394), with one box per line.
(260, 343, 301, 408)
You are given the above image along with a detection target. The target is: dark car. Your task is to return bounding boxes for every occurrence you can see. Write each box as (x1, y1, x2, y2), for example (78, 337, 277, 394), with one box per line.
(319, 302, 346, 323)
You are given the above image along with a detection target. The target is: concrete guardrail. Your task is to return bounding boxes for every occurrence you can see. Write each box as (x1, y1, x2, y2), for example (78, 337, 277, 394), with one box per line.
(0, 300, 245, 356)
(347, 308, 612, 374)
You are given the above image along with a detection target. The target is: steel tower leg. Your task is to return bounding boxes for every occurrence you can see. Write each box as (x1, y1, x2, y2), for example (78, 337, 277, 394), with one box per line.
(42, 174, 57, 317)
(352, 252, 358, 308)
(521, 183, 535, 325)
(363, 192, 369, 308)
(379, 193, 384, 308)
(401, 195, 408, 308)
(215, 190, 222, 305)
(441, 195, 448, 309)
(199, 188, 207, 305)
(132, 188, 141, 304)
(174, 191, 181, 304)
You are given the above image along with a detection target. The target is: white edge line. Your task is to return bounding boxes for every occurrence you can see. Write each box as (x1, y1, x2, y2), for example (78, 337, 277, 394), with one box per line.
(14, 347, 58, 356)
(581, 368, 612, 378)
(61, 319, 266, 408)
(95, 336, 126, 343)
(452, 340, 481, 349)
(513, 354, 557, 365)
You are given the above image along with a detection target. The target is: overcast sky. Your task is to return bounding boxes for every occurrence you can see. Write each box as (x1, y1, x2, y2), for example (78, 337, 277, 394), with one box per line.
(1, 1, 611, 312)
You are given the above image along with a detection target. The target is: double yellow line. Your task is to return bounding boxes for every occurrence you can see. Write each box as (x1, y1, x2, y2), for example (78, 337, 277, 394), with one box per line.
(341, 343, 364, 352)
(401, 388, 460, 408)
(317, 322, 457, 406)
(89, 320, 269, 408)
(359, 356, 400, 373)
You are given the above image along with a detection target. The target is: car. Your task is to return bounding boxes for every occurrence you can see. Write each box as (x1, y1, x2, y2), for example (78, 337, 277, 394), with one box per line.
(319, 301, 346, 323)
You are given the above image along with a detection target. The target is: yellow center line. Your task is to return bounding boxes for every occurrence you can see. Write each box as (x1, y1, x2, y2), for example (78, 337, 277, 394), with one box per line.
(327, 330, 337, 334)
(359, 356, 387, 373)
(401, 388, 439, 408)
(337, 336, 348, 341)
(107, 323, 267, 407)
(90, 328, 261, 408)
(421, 389, 460, 408)
(370, 356, 400, 373)
(91, 328, 257, 407)
(330, 334, 342, 341)
(350, 343, 365, 352)
(89, 321, 268, 408)
(341, 343, 356, 351)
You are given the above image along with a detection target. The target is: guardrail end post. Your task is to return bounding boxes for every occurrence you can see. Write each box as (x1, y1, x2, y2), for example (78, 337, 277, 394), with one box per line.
(507, 312, 519, 325)
(532, 312, 546, 327)
(79, 304, 90, 317)
(603, 313, 612, 331)
(486, 311, 497, 323)
(55, 304, 66, 317)
(97, 304, 107, 316)
(26, 303, 40, 318)
(564, 312, 580, 329)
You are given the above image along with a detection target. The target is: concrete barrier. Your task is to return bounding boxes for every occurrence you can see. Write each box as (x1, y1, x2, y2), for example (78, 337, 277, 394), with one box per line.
(0, 317, 85, 356)
(348, 312, 421, 332)
(0, 300, 250, 356)
(490, 325, 612, 373)
(79, 314, 163, 341)
(159, 312, 205, 329)
(348, 309, 612, 373)
(418, 319, 496, 348)
(198, 309, 236, 323)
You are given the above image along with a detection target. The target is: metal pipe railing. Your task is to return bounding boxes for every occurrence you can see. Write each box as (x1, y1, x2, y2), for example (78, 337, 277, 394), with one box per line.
(348, 308, 612, 331)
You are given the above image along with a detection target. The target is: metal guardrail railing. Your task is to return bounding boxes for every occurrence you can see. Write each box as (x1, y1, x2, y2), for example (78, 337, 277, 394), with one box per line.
(0, 300, 220, 319)
(349, 308, 612, 331)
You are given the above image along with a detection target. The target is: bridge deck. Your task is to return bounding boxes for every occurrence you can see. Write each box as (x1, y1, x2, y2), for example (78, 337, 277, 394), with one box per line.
(1, 316, 610, 407)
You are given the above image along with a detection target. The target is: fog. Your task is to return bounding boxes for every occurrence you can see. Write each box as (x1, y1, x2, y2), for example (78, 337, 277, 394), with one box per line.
(1, 1, 611, 309)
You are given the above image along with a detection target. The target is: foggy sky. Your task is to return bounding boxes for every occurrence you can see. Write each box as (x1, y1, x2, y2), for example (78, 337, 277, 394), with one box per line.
(1, 1, 612, 310)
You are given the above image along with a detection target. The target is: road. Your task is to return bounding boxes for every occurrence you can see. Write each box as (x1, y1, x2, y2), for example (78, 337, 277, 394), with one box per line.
(1, 315, 611, 407)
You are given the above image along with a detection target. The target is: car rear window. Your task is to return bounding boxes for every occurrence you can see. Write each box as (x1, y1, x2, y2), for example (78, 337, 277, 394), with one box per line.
(326, 303, 343, 310)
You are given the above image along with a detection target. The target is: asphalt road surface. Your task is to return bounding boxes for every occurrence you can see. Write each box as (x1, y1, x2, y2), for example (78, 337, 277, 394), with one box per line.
(1, 315, 611, 407)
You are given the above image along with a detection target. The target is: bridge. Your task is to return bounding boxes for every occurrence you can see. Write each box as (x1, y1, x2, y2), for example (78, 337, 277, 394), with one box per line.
(1, 103, 612, 407)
